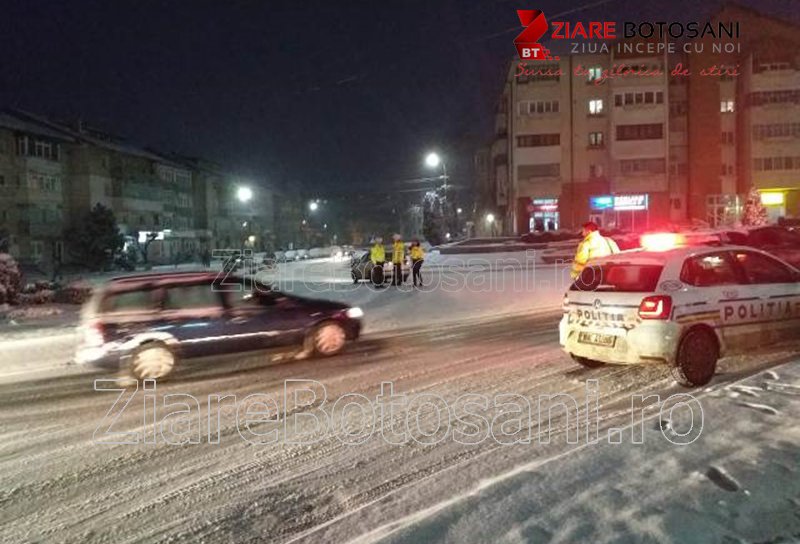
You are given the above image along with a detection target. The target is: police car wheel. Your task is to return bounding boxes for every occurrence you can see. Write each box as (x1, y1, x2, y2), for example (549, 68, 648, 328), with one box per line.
(570, 354, 605, 369)
(671, 328, 718, 387)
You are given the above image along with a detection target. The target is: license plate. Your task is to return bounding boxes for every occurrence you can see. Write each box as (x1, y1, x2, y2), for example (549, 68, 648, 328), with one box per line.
(578, 331, 616, 347)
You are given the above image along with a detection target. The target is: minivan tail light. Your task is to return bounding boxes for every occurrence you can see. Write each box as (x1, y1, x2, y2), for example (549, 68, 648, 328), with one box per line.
(638, 295, 672, 320)
(83, 321, 105, 347)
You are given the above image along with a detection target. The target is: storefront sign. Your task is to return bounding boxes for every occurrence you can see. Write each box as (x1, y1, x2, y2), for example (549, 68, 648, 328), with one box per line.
(531, 198, 559, 212)
(613, 194, 648, 211)
(589, 195, 614, 210)
(760, 191, 784, 206)
(138, 230, 166, 243)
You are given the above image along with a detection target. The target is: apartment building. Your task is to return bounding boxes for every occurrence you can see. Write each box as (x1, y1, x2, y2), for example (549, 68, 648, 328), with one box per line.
(691, 3, 800, 226)
(0, 112, 74, 264)
(0, 109, 275, 270)
(479, 5, 800, 234)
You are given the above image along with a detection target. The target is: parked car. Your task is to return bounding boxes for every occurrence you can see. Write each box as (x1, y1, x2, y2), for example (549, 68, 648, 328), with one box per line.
(350, 252, 410, 284)
(721, 226, 800, 269)
(561, 244, 800, 387)
(75, 271, 363, 379)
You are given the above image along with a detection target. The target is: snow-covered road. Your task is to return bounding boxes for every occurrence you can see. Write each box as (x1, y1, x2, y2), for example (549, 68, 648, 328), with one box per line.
(2, 311, 798, 543)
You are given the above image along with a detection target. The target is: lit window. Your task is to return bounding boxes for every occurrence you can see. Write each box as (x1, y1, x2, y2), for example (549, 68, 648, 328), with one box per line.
(587, 66, 602, 82)
(720, 100, 735, 113)
(588, 99, 604, 115)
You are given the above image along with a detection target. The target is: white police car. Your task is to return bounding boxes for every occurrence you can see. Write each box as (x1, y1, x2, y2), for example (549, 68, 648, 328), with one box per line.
(560, 234, 800, 386)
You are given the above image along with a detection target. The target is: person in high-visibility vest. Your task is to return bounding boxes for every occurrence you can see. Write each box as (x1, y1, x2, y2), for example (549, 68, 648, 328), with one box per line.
(391, 234, 405, 285)
(409, 240, 425, 287)
(369, 237, 385, 285)
(570, 222, 620, 280)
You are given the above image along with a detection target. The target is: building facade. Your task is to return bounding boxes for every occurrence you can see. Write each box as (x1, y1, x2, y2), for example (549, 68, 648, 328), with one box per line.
(0, 109, 275, 271)
(481, 5, 800, 235)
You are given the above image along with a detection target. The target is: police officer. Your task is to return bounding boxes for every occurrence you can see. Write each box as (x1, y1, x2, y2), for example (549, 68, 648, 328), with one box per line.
(570, 222, 619, 280)
(370, 237, 385, 285)
(391, 234, 405, 285)
(409, 240, 425, 287)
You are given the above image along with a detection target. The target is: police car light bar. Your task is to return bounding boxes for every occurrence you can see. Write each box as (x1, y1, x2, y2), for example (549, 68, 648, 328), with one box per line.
(640, 232, 686, 252)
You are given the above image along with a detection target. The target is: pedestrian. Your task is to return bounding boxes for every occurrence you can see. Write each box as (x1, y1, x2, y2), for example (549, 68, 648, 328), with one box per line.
(391, 233, 405, 285)
(201, 247, 211, 268)
(369, 237, 385, 285)
(410, 239, 425, 287)
(570, 221, 620, 280)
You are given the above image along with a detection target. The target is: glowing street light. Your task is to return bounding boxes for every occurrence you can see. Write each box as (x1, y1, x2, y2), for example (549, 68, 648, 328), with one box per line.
(424, 152, 447, 189)
(309, 201, 319, 212)
(456, 207, 463, 214)
(247, 235, 256, 244)
(237, 186, 253, 203)
(486, 213, 496, 237)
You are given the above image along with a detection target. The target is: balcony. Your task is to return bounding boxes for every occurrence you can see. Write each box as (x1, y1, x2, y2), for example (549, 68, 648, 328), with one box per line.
(17, 220, 62, 238)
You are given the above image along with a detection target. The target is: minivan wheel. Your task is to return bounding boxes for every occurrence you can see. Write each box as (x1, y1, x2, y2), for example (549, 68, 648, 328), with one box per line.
(129, 342, 176, 380)
(671, 328, 718, 387)
(571, 354, 605, 369)
(309, 321, 347, 357)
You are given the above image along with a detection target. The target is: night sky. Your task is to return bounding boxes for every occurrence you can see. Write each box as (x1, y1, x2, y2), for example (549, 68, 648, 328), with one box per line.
(1, 0, 796, 197)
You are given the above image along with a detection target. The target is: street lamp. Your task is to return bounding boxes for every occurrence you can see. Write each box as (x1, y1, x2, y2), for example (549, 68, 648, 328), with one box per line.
(457, 207, 463, 214)
(486, 213, 496, 237)
(424, 152, 447, 191)
(309, 201, 319, 212)
(237, 186, 253, 203)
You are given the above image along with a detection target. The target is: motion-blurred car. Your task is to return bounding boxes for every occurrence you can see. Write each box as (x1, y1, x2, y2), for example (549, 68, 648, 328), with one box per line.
(75, 271, 363, 379)
(350, 251, 410, 284)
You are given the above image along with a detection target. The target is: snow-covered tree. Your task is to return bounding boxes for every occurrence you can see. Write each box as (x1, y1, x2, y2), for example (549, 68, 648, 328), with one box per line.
(0, 252, 21, 305)
(741, 186, 768, 227)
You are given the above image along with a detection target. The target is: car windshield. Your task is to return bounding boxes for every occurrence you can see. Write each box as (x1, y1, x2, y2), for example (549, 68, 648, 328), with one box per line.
(571, 264, 664, 292)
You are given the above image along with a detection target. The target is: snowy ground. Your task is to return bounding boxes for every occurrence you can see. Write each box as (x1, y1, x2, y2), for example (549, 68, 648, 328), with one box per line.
(1, 253, 799, 543)
(258, 252, 570, 334)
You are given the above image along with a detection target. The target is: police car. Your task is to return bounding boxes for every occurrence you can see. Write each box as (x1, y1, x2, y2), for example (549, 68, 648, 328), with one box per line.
(560, 233, 800, 387)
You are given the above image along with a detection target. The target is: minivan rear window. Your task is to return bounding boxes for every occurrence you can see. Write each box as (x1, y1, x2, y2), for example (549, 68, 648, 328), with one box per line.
(571, 264, 663, 292)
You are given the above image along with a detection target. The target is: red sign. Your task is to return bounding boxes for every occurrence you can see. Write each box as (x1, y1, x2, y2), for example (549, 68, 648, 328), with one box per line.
(514, 10, 554, 61)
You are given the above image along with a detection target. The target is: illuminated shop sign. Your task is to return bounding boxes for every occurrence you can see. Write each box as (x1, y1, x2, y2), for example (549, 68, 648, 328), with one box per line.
(531, 198, 559, 212)
(589, 195, 614, 210)
(613, 194, 649, 211)
(760, 191, 784, 206)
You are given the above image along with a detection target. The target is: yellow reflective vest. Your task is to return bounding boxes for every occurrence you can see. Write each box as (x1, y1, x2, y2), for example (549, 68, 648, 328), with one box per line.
(392, 241, 405, 264)
(370, 243, 385, 264)
(410, 245, 424, 261)
(570, 231, 619, 279)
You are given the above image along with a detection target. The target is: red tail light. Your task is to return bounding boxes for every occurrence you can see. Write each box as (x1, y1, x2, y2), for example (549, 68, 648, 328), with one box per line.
(83, 321, 105, 347)
(638, 295, 672, 320)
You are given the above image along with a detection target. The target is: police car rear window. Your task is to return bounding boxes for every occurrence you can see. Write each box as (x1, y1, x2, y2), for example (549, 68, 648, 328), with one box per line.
(571, 264, 663, 292)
